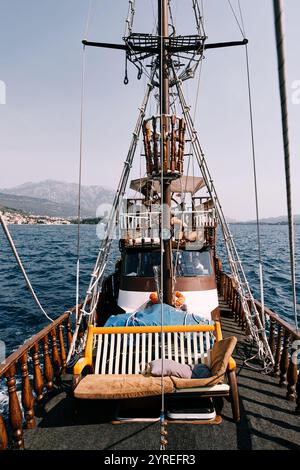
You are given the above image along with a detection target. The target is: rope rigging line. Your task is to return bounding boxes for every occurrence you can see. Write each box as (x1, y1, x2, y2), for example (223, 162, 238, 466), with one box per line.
(83, 0, 95, 40)
(75, 45, 87, 326)
(173, 55, 205, 283)
(232, 0, 266, 327)
(66, 65, 157, 364)
(0, 213, 54, 323)
(226, 0, 268, 335)
(159, 0, 166, 450)
(273, 0, 298, 331)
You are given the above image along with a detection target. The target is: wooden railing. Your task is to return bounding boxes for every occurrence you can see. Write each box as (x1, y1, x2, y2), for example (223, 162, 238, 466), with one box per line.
(0, 310, 73, 450)
(215, 258, 300, 414)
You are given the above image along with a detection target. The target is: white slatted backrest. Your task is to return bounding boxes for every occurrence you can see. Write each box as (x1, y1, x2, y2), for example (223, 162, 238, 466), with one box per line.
(108, 334, 115, 374)
(93, 330, 215, 375)
(114, 334, 121, 374)
(147, 333, 152, 363)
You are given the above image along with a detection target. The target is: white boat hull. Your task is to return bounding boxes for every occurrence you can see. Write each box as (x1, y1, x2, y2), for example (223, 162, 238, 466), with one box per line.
(118, 288, 218, 320)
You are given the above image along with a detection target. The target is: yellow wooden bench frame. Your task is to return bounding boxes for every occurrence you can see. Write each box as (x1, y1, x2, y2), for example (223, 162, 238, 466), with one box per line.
(73, 321, 239, 422)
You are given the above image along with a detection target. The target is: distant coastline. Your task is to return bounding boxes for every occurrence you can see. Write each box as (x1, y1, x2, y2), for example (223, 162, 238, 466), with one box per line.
(0, 208, 71, 225)
(0, 207, 102, 225)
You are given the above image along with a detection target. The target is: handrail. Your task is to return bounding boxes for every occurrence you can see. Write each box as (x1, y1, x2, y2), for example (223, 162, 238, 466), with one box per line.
(0, 306, 77, 450)
(254, 300, 300, 341)
(0, 312, 69, 378)
(214, 257, 300, 411)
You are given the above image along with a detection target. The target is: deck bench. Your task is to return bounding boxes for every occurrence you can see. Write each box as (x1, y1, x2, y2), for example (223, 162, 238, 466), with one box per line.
(73, 322, 240, 422)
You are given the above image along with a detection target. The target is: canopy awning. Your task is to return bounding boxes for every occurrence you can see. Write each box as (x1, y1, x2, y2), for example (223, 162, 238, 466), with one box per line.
(130, 176, 205, 195)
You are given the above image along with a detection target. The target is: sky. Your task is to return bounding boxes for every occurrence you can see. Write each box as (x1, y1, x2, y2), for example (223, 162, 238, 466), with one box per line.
(0, 0, 299, 220)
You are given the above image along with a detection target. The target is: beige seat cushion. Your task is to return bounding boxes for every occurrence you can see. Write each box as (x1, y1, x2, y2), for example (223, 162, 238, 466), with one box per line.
(74, 374, 175, 400)
(171, 374, 221, 389)
(171, 336, 237, 390)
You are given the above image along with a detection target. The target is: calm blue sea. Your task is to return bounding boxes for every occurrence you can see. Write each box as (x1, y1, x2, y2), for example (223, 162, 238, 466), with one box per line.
(0, 224, 299, 412)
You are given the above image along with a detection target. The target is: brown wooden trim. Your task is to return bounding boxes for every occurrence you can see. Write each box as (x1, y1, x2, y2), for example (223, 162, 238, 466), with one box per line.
(43, 335, 53, 391)
(5, 365, 24, 449)
(227, 368, 240, 423)
(31, 343, 44, 405)
(19, 352, 36, 429)
(0, 414, 8, 450)
(120, 275, 216, 292)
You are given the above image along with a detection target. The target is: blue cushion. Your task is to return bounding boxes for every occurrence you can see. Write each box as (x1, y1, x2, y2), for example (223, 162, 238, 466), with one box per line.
(191, 363, 212, 379)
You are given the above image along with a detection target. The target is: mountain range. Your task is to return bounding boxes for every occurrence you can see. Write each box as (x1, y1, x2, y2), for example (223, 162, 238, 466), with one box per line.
(0, 180, 115, 217)
(0, 180, 299, 223)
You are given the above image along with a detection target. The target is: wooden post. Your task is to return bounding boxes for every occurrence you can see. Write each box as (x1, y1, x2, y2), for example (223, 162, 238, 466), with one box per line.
(219, 272, 224, 297)
(50, 328, 61, 382)
(31, 343, 44, 406)
(286, 339, 298, 401)
(171, 114, 176, 172)
(19, 352, 36, 429)
(152, 116, 158, 171)
(238, 300, 244, 328)
(43, 335, 53, 390)
(224, 276, 229, 302)
(268, 319, 276, 356)
(232, 286, 237, 318)
(229, 279, 234, 311)
(0, 414, 8, 451)
(296, 372, 300, 414)
(227, 369, 240, 423)
(279, 330, 290, 387)
(234, 297, 240, 323)
(58, 324, 67, 372)
(65, 317, 73, 350)
(5, 365, 24, 449)
(273, 325, 282, 377)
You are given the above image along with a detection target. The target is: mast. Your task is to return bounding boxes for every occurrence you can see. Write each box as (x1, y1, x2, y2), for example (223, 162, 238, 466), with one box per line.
(273, 0, 298, 330)
(159, 0, 173, 306)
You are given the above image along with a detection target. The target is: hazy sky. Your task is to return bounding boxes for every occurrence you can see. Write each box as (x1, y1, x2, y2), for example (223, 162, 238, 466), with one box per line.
(0, 0, 299, 220)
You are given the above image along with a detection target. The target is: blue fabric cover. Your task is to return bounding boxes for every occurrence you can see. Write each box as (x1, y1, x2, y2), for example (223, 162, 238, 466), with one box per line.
(104, 302, 214, 328)
(191, 363, 212, 379)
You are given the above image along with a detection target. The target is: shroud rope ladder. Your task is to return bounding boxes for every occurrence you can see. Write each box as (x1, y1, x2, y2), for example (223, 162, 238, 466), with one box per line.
(172, 69, 274, 370)
(67, 65, 156, 363)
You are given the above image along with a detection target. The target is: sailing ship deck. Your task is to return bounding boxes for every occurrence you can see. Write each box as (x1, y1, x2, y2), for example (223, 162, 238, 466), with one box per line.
(22, 296, 300, 451)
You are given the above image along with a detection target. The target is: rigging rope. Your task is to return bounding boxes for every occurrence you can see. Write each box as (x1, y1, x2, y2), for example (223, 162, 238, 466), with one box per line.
(83, 0, 95, 40)
(273, 0, 298, 331)
(0, 213, 54, 323)
(227, 0, 266, 328)
(238, 1, 266, 326)
(172, 63, 274, 371)
(159, 0, 166, 449)
(173, 56, 204, 282)
(66, 67, 156, 363)
(75, 45, 87, 325)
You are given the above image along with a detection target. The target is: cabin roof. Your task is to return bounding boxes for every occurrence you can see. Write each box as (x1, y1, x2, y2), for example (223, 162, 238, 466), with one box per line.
(130, 176, 205, 195)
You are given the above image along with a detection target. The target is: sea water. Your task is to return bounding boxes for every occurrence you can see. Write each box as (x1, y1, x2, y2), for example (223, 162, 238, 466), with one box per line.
(0, 224, 299, 413)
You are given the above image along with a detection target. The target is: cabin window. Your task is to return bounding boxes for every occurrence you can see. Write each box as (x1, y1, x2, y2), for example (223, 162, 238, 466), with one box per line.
(122, 250, 212, 277)
(173, 250, 213, 277)
(123, 251, 161, 277)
